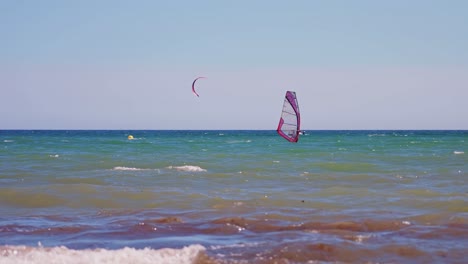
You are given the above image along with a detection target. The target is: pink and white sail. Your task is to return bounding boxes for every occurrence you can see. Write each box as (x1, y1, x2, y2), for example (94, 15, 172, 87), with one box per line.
(277, 91, 301, 142)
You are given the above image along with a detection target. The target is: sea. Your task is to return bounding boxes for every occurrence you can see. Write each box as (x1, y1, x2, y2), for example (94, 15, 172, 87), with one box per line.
(0, 130, 467, 264)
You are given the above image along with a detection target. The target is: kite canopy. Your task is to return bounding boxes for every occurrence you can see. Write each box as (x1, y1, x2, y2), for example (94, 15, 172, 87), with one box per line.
(192, 77, 206, 97)
(277, 91, 301, 142)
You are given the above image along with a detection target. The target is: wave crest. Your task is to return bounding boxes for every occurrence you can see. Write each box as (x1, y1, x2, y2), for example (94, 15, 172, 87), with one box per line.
(113, 166, 147, 171)
(167, 165, 206, 172)
(0, 245, 207, 264)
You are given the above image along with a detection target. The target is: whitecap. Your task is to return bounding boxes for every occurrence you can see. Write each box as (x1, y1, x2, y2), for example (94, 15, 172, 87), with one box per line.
(49, 154, 59, 158)
(3, 140, 13, 143)
(113, 166, 148, 171)
(368, 134, 386, 137)
(453, 151, 464, 155)
(0, 244, 206, 264)
(167, 165, 206, 172)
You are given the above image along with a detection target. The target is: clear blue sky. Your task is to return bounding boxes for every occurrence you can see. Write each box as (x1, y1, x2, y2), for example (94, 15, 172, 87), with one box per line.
(1, 0, 467, 129)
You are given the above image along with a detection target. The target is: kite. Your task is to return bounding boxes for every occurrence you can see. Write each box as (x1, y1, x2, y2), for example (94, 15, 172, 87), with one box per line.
(192, 77, 206, 97)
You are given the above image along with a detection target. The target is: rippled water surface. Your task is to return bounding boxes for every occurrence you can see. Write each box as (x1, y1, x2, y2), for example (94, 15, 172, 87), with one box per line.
(1, 130, 467, 263)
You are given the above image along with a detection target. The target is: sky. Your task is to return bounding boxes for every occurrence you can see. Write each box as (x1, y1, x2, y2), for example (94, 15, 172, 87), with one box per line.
(1, 0, 467, 130)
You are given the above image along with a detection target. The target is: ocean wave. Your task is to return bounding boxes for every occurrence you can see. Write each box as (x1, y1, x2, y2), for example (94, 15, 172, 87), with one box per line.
(112, 167, 150, 171)
(209, 242, 259, 250)
(368, 133, 387, 137)
(167, 165, 207, 172)
(453, 151, 464, 155)
(226, 140, 252, 144)
(0, 244, 207, 264)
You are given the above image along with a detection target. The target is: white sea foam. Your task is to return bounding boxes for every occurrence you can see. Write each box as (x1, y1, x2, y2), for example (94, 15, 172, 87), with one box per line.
(368, 134, 386, 137)
(113, 166, 148, 171)
(453, 151, 464, 155)
(0, 245, 206, 264)
(3, 140, 14, 143)
(167, 165, 206, 172)
(49, 154, 59, 158)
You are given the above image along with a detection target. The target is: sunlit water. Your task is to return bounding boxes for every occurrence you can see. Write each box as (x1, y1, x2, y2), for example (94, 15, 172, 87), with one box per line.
(1, 130, 467, 263)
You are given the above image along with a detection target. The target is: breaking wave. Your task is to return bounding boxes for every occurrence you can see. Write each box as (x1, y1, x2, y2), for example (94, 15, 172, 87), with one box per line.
(112, 167, 151, 171)
(0, 245, 207, 264)
(167, 165, 207, 172)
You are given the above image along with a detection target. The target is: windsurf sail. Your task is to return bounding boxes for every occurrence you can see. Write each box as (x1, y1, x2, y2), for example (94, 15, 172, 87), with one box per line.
(277, 91, 301, 142)
(192, 77, 206, 97)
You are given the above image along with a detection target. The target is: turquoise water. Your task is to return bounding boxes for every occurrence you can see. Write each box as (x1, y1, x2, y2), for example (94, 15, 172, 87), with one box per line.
(1, 130, 467, 263)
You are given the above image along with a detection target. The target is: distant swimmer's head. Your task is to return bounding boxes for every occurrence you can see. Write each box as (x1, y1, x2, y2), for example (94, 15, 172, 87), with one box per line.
(127, 135, 134, 140)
